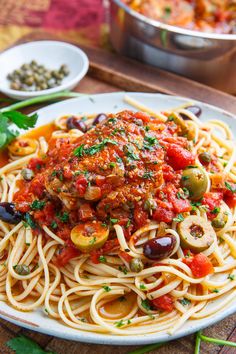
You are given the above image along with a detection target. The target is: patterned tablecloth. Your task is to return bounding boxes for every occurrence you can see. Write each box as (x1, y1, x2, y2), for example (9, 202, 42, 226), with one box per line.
(0, 0, 107, 51)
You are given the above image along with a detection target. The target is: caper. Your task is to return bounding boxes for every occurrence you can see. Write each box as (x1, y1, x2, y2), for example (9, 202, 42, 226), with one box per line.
(199, 152, 211, 164)
(10, 82, 21, 90)
(21, 168, 34, 181)
(60, 64, 69, 75)
(212, 217, 226, 229)
(130, 258, 144, 273)
(13, 264, 30, 275)
(30, 60, 37, 66)
(25, 76, 34, 86)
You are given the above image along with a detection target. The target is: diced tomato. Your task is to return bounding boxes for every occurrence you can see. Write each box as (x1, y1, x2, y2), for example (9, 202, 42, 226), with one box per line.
(202, 192, 223, 219)
(223, 182, 236, 208)
(153, 198, 174, 223)
(28, 158, 45, 172)
(95, 175, 106, 187)
(162, 164, 176, 182)
(165, 144, 195, 170)
(183, 253, 213, 278)
(55, 243, 80, 267)
(171, 197, 191, 213)
(119, 250, 132, 263)
(57, 227, 71, 240)
(90, 239, 120, 264)
(151, 294, 174, 312)
(75, 175, 88, 196)
(79, 203, 94, 221)
(134, 205, 148, 228)
(63, 167, 73, 179)
(134, 111, 150, 123)
(29, 175, 45, 198)
(34, 202, 55, 225)
(16, 201, 30, 213)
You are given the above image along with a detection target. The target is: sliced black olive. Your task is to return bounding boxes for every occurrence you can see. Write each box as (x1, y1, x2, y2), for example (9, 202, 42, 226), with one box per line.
(180, 105, 202, 120)
(66, 116, 87, 132)
(93, 113, 107, 125)
(143, 235, 176, 260)
(0, 202, 23, 224)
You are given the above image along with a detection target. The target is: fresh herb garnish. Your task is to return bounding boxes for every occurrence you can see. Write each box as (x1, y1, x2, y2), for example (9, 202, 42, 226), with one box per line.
(89, 237, 97, 245)
(143, 134, 159, 150)
(173, 214, 184, 222)
(123, 144, 139, 161)
(140, 284, 146, 290)
(115, 319, 125, 328)
(50, 221, 58, 230)
(179, 298, 191, 306)
(6, 335, 56, 354)
(103, 285, 111, 292)
(211, 207, 220, 214)
(212, 288, 219, 293)
(125, 219, 131, 228)
(0, 111, 38, 149)
(228, 274, 235, 281)
(24, 213, 36, 229)
(57, 212, 69, 223)
(74, 139, 118, 157)
(141, 299, 151, 311)
(110, 218, 119, 224)
(225, 181, 236, 193)
(142, 171, 154, 179)
(99, 255, 107, 263)
(30, 200, 45, 211)
(118, 266, 128, 275)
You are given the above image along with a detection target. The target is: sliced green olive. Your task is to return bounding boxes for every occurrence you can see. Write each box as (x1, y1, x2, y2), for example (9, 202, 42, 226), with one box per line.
(180, 167, 207, 200)
(178, 215, 215, 252)
(71, 221, 109, 252)
(130, 258, 144, 273)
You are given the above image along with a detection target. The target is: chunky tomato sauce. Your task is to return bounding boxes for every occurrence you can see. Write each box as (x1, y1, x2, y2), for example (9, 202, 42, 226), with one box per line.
(123, 0, 236, 34)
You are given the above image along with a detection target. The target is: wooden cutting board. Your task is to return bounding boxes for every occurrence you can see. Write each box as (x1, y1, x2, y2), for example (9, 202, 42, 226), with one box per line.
(0, 34, 236, 354)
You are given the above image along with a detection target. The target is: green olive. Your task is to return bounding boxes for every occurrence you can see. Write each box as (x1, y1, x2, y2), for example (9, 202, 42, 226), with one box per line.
(13, 264, 30, 275)
(199, 152, 211, 164)
(180, 167, 208, 200)
(178, 215, 215, 252)
(71, 221, 109, 253)
(130, 258, 144, 273)
(168, 113, 188, 136)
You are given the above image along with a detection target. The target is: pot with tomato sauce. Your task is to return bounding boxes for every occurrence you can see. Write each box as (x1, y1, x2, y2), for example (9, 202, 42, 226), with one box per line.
(109, 0, 236, 93)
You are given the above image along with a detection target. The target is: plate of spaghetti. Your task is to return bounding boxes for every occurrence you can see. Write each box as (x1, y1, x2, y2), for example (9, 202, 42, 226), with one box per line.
(0, 92, 236, 345)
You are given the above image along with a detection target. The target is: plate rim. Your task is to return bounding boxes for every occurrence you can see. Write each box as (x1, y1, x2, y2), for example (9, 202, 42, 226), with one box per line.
(0, 91, 235, 346)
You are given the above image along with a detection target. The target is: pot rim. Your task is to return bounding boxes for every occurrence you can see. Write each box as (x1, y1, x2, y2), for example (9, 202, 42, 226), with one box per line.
(111, 0, 236, 41)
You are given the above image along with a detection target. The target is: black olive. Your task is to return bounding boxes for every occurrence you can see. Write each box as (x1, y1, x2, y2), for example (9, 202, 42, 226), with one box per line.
(0, 202, 23, 224)
(180, 105, 202, 120)
(143, 235, 176, 260)
(93, 113, 107, 125)
(66, 116, 87, 132)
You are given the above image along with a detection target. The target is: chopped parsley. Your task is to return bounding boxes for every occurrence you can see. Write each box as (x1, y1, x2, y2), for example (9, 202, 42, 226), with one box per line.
(24, 213, 36, 229)
(57, 212, 69, 223)
(103, 285, 111, 292)
(123, 144, 139, 161)
(30, 200, 45, 211)
(228, 274, 235, 281)
(118, 266, 128, 275)
(173, 214, 184, 222)
(50, 221, 58, 229)
(141, 299, 151, 311)
(142, 171, 154, 179)
(181, 175, 189, 181)
(74, 139, 118, 157)
(140, 284, 147, 290)
(110, 218, 119, 224)
(89, 237, 97, 245)
(179, 298, 191, 306)
(125, 219, 131, 228)
(115, 319, 125, 328)
(99, 255, 107, 263)
(109, 162, 116, 168)
(225, 181, 236, 193)
(211, 207, 220, 215)
(212, 289, 219, 293)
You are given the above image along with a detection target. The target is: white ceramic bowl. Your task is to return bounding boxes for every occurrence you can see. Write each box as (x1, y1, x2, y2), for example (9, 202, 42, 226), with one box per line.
(0, 41, 89, 100)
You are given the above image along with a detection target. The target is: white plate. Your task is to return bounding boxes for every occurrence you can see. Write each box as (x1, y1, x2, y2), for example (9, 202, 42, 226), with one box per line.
(1, 92, 236, 346)
(0, 41, 89, 100)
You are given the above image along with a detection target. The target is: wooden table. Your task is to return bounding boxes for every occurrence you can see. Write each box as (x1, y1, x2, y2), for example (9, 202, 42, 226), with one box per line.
(0, 41, 236, 354)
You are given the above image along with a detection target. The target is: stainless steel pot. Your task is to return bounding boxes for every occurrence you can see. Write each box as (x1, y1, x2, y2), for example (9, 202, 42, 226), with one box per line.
(109, 0, 236, 93)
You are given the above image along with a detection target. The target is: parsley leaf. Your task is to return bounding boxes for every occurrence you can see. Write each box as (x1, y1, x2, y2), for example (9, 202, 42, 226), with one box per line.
(99, 255, 107, 263)
(24, 213, 36, 229)
(30, 200, 45, 211)
(6, 335, 56, 354)
(179, 298, 191, 306)
(225, 182, 236, 193)
(74, 139, 118, 157)
(173, 214, 184, 222)
(4, 111, 38, 129)
(115, 319, 125, 327)
(142, 171, 154, 179)
(141, 299, 152, 311)
(103, 285, 111, 292)
(57, 212, 69, 223)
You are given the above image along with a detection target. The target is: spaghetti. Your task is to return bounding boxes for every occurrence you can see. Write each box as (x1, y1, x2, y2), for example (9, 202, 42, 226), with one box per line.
(0, 97, 236, 335)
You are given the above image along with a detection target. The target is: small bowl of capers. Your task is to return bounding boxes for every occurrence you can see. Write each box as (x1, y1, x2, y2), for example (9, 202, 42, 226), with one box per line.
(0, 41, 89, 100)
